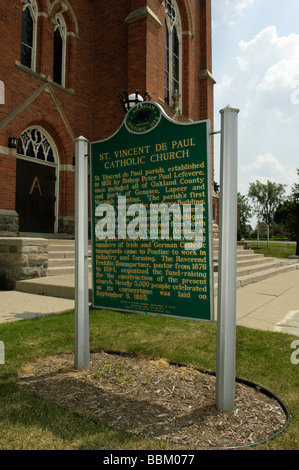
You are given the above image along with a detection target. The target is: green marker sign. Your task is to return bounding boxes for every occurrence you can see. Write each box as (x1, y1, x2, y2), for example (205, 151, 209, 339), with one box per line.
(90, 102, 214, 321)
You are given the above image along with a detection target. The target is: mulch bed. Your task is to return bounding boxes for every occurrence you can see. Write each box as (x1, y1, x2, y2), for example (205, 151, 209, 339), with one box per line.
(19, 351, 288, 449)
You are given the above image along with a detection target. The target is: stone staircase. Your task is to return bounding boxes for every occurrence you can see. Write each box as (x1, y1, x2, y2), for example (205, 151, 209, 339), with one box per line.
(15, 238, 298, 299)
(46, 238, 298, 285)
(213, 240, 299, 294)
(47, 239, 92, 276)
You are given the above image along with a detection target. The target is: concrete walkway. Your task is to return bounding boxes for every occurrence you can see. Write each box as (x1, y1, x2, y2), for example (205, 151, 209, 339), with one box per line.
(217, 269, 299, 337)
(0, 290, 74, 324)
(0, 270, 299, 337)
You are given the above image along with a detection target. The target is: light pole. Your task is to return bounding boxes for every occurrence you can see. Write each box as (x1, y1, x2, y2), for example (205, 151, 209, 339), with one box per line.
(118, 90, 151, 113)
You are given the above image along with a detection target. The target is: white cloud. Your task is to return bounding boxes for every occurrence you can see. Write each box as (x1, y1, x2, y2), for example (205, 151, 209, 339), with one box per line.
(233, 0, 255, 21)
(213, 0, 256, 27)
(240, 153, 284, 178)
(215, 25, 299, 124)
(239, 154, 295, 196)
(213, 1, 299, 223)
(214, 74, 233, 101)
(238, 26, 299, 113)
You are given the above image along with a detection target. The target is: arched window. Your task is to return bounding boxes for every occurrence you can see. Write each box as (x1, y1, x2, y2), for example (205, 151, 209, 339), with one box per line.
(164, 0, 182, 109)
(21, 0, 37, 70)
(53, 13, 66, 86)
(17, 127, 58, 165)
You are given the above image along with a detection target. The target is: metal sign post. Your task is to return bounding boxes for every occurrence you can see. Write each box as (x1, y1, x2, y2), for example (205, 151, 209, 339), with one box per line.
(0, 341, 4, 364)
(74, 136, 90, 370)
(216, 105, 239, 412)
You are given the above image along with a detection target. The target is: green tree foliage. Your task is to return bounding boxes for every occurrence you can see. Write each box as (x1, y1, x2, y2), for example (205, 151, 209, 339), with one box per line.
(237, 192, 252, 237)
(292, 168, 299, 199)
(274, 170, 299, 241)
(274, 200, 297, 239)
(248, 180, 286, 225)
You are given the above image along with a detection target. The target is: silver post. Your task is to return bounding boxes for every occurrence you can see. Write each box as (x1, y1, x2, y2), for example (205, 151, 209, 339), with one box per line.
(74, 136, 90, 370)
(216, 105, 239, 411)
(0, 341, 4, 365)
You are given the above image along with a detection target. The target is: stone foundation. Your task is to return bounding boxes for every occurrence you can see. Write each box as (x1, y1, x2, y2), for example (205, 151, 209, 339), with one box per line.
(59, 216, 91, 238)
(0, 210, 19, 237)
(59, 216, 75, 236)
(213, 223, 219, 239)
(0, 238, 48, 290)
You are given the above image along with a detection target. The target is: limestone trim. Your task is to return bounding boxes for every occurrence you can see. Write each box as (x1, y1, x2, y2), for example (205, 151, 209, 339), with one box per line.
(125, 7, 163, 28)
(47, 0, 79, 37)
(0, 81, 75, 141)
(0, 146, 17, 157)
(199, 69, 217, 85)
(60, 164, 75, 173)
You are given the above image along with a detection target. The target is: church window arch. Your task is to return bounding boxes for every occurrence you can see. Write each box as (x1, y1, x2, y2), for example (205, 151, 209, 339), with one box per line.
(53, 13, 67, 86)
(17, 126, 58, 166)
(164, 0, 182, 109)
(21, 0, 38, 71)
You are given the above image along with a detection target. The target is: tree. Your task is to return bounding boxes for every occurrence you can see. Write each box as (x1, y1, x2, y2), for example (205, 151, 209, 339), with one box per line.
(274, 170, 299, 250)
(291, 169, 299, 198)
(291, 169, 299, 255)
(248, 180, 286, 226)
(237, 192, 252, 237)
(274, 200, 297, 239)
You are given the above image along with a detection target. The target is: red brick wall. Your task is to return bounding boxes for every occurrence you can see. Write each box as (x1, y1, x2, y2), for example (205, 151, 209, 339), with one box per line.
(0, 0, 95, 217)
(0, 153, 16, 210)
(0, 0, 214, 229)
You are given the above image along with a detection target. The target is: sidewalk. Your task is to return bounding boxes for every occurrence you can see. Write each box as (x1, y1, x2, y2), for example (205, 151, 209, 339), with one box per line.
(226, 269, 299, 337)
(0, 290, 74, 324)
(0, 270, 299, 337)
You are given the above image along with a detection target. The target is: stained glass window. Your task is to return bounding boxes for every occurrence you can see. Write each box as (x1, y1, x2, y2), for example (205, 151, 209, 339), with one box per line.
(20, 0, 37, 70)
(17, 128, 56, 164)
(164, 0, 181, 108)
(53, 14, 66, 86)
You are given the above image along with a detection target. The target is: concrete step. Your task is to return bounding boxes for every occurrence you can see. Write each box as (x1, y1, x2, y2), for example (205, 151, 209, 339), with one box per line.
(15, 274, 82, 301)
(214, 262, 299, 296)
(46, 239, 91, 276)
(47, 264, 92, 277)
(48, 251, 76, 260)
(214, 258, 298, 280)
(48, 257, 78, 267)
(14, 238, 299, 299)
(214, 255, 273, 272)
(16, 261, 299, 301)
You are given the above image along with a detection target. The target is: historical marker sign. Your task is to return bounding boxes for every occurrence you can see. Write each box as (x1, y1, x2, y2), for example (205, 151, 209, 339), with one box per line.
(90, 102, 214, 321)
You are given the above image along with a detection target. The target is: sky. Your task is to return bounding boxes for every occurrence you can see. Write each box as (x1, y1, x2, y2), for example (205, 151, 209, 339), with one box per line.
(212, 0, 299, 225)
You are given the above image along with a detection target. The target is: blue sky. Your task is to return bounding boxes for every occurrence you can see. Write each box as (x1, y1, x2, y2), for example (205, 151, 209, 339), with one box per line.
(212, 0, 299, 222)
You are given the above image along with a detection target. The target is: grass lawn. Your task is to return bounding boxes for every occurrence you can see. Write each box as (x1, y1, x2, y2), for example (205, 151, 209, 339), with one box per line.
(250, 241, 296, 259)
(0, 307, 298, 450)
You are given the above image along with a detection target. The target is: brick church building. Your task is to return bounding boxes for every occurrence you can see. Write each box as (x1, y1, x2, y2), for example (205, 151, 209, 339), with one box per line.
(0, 0, 216, 237)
